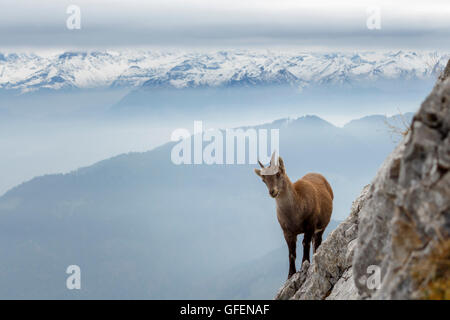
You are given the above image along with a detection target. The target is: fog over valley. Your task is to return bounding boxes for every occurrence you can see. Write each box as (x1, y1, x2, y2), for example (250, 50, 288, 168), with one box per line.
(0, 49, 443, 299)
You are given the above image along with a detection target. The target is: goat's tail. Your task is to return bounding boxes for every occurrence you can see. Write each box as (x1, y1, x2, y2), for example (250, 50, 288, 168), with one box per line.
(324, 179, 334, 200)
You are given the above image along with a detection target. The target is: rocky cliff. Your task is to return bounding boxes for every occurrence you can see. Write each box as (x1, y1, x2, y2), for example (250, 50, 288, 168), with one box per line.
(276, 60, 450, 300)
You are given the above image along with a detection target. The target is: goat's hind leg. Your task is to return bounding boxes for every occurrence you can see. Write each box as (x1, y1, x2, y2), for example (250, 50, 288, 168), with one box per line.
(313, 230, 324, 254)
(301, 231, 313, 264)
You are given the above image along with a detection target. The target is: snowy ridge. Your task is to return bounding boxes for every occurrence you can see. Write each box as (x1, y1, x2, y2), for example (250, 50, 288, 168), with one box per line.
(0, 50, 448, 93)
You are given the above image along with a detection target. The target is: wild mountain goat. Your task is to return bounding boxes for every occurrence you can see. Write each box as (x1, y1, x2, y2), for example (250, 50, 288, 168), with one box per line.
(254, 152, 333, 279)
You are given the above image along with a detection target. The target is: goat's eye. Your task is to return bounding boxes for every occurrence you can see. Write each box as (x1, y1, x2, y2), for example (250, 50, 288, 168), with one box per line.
(276, 172, 280, 178)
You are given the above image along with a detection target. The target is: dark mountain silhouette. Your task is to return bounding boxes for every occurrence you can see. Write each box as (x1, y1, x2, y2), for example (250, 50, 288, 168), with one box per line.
(0, 114, 405, 298)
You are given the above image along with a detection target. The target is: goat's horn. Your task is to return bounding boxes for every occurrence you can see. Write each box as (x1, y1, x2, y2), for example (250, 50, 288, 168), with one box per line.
(270, 151, 277, 167)
(258, 160, 264, 168)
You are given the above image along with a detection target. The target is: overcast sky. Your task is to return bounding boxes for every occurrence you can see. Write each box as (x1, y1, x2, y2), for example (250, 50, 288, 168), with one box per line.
(1, 0, 449, 51)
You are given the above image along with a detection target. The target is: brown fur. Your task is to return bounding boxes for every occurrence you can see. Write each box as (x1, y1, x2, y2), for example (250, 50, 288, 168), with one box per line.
(255, 157, 333, 279)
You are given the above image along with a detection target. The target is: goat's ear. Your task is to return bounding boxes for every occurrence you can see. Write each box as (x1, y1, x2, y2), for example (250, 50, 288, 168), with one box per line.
(254, 168, 262, 177)
(278, 156, 285, 173)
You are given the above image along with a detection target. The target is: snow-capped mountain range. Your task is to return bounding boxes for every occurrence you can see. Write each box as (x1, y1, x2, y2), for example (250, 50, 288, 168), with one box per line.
(0, 50, 448, 93)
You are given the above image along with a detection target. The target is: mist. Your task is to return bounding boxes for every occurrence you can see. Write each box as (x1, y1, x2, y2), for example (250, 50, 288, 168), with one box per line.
(0, 76, 433, 196)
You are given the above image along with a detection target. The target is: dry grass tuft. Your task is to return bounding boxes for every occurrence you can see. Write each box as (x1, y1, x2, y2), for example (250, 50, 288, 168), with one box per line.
(384, 110, 411, 142)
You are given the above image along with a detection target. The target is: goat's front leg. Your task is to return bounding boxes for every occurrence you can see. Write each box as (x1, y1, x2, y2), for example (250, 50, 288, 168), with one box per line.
(302, 231, 313, 264)
(284, 232, 297, 279)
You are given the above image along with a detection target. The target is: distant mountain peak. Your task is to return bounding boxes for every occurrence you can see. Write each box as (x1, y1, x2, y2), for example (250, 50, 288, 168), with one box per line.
(0, 51, 448, 93)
